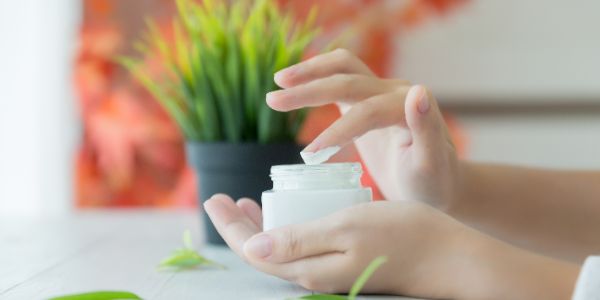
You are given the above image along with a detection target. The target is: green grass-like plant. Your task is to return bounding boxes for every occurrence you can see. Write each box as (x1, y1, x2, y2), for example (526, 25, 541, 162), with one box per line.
(119, 0, 318, 143)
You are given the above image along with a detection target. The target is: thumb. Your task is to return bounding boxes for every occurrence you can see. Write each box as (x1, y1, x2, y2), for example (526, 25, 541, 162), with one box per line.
(404, 85, 447, 152)
(243, 219, 339, 263)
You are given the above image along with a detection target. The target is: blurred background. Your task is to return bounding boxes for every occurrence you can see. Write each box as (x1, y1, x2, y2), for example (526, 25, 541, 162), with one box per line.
(1, 0, 600, 216)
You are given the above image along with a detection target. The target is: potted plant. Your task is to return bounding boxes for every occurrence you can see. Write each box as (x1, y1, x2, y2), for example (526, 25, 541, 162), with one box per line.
(120, 0, 318, 244)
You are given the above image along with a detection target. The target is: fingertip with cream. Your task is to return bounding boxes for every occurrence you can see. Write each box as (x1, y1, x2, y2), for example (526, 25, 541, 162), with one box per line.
(300, 145, 341, 165)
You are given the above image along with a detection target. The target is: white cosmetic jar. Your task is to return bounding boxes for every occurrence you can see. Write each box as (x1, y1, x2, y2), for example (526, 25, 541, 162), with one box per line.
(261, 163, 372, 230)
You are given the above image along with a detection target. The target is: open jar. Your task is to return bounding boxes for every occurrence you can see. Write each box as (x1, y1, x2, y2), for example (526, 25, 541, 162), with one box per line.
(261, 163, 372, 230)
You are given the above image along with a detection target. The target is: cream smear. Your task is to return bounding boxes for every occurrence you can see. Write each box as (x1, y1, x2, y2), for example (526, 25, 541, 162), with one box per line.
(300, 146, 341, 165)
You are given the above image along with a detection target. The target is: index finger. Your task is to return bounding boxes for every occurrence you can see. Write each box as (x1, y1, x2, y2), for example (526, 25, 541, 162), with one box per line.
(274, 48, 375, 88)
(304, 87, 411, 152)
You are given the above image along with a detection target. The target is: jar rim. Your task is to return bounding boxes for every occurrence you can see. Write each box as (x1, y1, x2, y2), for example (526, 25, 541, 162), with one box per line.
(270, 162, 362, 177)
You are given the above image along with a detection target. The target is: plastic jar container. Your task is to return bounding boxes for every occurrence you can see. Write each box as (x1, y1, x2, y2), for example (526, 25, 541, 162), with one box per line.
(261, 163, 372, 230)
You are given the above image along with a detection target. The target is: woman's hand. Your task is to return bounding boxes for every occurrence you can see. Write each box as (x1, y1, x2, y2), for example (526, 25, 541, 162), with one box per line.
(267, 49, 462, 210)
(204, 194, 579, 300)
(205, 194, 468, 298)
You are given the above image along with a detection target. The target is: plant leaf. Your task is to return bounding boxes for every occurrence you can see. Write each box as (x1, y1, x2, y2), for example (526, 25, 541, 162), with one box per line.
(118, 0, 321, 143)
(288, 256, 388, 300)
(158, 230, 225, 270)
(289, 295, 348, 300)
(48, 291, 141, 300)
(182, 229, 194, 249)
(348, 256, 388, 300)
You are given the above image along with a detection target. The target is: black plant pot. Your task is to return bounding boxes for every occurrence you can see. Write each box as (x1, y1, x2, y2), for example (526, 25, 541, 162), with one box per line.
(186, 142, 304, 245)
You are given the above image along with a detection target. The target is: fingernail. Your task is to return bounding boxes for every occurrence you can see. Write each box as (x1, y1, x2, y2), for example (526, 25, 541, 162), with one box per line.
(244, 234, 273, 259)
(274, 71, 286, 86)
(203, 195, 216, 206)
(266, 91, 274, 104)
(302, 143, 319, 153)
(274, 66, 298, 86)
(266, 91, 282, 109)
(303, 135, 325, 152)
(276, 65, 297, 78)
(417, 89, 430, 114)
(266, 90, 295, 111)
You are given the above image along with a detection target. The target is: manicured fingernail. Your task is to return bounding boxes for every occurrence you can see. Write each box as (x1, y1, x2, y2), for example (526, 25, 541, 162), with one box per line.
(274, 71, 286, 85)
(266, 91, 275, 104)
(244, 234, 273, 259)
(266, 90, 296, 111)
(204, 195, 216, 206)
(417, 89, 430, 114)
(302, 143, 319, 153)
(303, 134, 326, 153)
(274, 65, 298, 86)
(276, 65, 297, 77)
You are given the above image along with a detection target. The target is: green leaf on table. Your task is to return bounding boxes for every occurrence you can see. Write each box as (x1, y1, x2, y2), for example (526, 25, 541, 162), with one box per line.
(157, 230, 225, 271)
(48, 290, 141, 300)
(291, 295, 348, 300)
(289, 256, 388, 300)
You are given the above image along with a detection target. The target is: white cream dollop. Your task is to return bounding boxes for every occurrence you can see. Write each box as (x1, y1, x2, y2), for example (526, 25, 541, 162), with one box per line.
(300, 146, 341, 165)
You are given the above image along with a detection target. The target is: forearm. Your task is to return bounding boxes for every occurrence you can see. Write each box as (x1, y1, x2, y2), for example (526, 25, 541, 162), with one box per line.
(452, 162, 600, 261)
(457, 230, 580, 300)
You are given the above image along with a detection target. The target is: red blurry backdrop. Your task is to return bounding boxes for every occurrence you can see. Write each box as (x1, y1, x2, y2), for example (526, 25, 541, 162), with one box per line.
(74, 0, 467, 208)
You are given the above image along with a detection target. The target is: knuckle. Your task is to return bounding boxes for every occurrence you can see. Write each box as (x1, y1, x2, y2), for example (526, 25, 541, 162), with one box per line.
(333, 48, 354, 61)
(279, 227, 301, 258)
(329, 209, 357, 236)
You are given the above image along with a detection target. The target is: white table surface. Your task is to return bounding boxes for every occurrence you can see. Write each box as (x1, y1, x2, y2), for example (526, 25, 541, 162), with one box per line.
(0, 210, 421, 300)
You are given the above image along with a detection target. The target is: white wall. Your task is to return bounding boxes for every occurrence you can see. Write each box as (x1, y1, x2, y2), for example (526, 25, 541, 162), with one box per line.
(393, 0, 600, 169)
(396, 0, 600, 104)
(0, 0, 80, 216)
(457, 113, 600, 169)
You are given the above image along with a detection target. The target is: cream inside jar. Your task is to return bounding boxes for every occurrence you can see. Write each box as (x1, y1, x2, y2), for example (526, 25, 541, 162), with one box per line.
(261, 163, 372, 230)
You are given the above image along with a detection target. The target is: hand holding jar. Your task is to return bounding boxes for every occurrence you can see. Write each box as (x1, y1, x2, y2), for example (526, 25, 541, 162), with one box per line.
(205, 194, 577, 300)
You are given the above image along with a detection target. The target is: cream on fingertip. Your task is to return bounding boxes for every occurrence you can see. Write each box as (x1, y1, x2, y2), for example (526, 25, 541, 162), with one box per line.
(300, 145, 341, 165)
